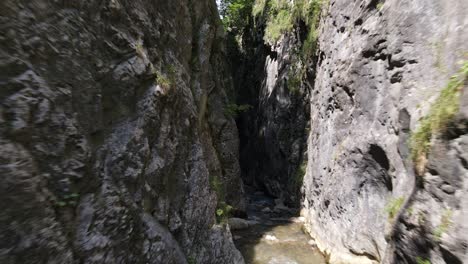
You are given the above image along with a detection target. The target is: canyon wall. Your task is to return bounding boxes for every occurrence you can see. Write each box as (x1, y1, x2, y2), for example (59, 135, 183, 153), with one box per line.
(302, 0, 468, 263)
(233, 2, 312, 207)
(0, 0, 244, 263)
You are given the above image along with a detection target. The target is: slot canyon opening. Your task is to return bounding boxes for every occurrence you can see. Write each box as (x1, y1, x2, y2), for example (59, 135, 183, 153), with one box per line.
(221, 2, 320, 260)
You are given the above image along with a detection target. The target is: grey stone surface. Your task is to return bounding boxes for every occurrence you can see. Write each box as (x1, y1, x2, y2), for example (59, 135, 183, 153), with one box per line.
(0, 0, 244, 263)
(301, 0, 468, 263)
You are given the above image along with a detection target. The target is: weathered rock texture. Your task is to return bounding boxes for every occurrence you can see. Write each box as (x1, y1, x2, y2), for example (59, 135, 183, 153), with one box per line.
(301, 0, 468, 263)
(234, 11, 311, 207)
(0, 0, 244, 263)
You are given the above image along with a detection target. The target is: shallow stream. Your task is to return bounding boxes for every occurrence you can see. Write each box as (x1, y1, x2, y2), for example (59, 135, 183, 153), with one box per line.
(232, 192, 326, 264)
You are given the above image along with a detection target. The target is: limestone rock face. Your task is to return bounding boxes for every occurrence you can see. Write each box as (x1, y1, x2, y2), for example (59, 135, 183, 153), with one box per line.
(302, 0, 468, 263)
(235, 16, 310, 208)
(0, 0, 244, 263)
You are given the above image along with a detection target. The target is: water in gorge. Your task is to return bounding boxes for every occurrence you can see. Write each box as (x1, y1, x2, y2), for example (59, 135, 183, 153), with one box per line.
(232, 191, 325, 264)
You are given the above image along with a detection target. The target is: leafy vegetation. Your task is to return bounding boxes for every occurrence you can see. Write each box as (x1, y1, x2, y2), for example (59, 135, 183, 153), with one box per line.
(258, 0, 324, 51)
(264, 8, 294, 43)
(55, 192, 80, 207)
(224, 103, 252, 117)
(221, 0, 325, 60)
(433, 209, 453, 240)
(385, 197, 404, 220)
(298, 0, 323, 59)
(216, 202, 233, 223)
(219, 0, 254, 32)
(410, 62, 468, 171)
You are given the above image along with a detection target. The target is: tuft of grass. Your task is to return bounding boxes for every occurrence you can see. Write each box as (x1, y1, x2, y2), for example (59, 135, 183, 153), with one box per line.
(293, 161, 307, 189)
(210, 174, 224, 200)
(407, 206, 414, 216)
(385, 197, 405, 220)
(224, 103, 252, 118)
(135, 41, 146, 59)
(153, 64, 177, 95)
(433, 209, 453, 240)
(416, 257, 431, 264)
(287, 69, 302, 93)
(410, 62, 467, 171)
(252, 0, 267, 17)
(376, 2, 384, 11)
(156, 74, 172, 93)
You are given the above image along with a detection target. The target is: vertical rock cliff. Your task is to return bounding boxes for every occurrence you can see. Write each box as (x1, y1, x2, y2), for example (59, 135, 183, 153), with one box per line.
(302, 1, 467, 263)
(0, 0, 244, 263)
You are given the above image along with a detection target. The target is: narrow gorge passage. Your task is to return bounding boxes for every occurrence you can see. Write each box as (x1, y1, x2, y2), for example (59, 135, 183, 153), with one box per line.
(221, 0, 323, 261)
(1, 0, 467, 264)
(221, 0, 468, 264)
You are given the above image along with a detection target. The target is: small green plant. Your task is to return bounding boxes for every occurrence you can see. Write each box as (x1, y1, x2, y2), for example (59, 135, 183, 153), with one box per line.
(55, 192, 80, 207)
(385, 197, 405, 220)
(154, 65, 177, 94)
(216, 202, 233, 223)
(287, 70, 302, 93)
(416, 257, 431, 264)
(209, 174, 231, 223)
(135, 41, 145, 59)
(407, 206, 414, 216)
(210, 174, 224, 199)
(157, 74, 171, 88)
(433, 209, 453, 240)
(418, 211, 426, 225)
(224, 103, 252, 117)
(410, 61, 467, 173)
(187, 256, 197, 264)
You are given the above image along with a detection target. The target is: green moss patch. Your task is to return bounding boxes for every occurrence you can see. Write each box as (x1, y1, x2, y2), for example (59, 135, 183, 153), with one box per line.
(410, 62, 467, 167)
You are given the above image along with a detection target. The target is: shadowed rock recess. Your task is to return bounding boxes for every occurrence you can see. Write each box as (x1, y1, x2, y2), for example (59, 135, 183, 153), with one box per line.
(1, 0, 467, 264)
